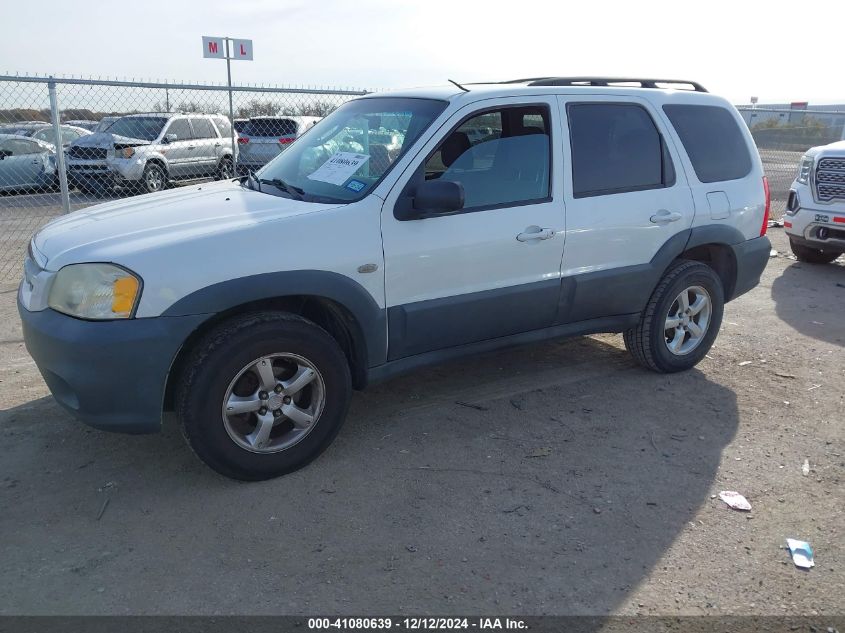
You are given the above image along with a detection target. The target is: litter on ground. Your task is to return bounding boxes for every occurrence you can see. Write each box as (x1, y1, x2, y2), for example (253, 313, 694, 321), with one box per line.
(786, 539, 815, 569)
(718, 491, 752, 511)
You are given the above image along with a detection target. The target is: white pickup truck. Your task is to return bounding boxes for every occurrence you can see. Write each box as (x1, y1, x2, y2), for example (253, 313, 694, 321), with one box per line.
(785, 141, 845, 263)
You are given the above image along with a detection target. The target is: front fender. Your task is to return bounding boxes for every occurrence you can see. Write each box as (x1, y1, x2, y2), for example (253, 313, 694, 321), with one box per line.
(160, 269, 387, 367)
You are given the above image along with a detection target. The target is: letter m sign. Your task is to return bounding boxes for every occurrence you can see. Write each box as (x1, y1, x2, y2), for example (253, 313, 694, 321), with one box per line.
(202, 36, 226, 59)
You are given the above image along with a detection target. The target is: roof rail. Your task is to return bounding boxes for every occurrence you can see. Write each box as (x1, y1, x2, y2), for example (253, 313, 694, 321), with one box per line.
(501, 77, 708, 92)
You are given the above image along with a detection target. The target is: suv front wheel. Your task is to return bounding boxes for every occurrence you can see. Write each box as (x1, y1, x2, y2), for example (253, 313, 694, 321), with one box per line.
(176, 311, 352, 480)
(624, 260, 724, 373)
(141, 163, 167, 194)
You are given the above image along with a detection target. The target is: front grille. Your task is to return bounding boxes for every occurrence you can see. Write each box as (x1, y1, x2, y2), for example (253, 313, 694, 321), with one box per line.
(68, 146, 107, 160)
(815, 157, 845, 201)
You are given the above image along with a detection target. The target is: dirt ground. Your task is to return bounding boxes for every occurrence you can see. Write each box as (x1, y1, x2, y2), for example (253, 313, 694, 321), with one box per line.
(0, 228, 842, 616)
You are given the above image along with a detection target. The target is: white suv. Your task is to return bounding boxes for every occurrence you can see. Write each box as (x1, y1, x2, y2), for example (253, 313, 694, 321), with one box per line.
(66, 112, 237, 195)
(18, 77, 771, 480)
(784, 141, 845, 263)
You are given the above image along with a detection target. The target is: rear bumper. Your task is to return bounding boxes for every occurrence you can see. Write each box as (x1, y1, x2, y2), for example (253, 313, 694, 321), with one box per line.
(728, 235, 771, 301)
(18, 295, 206, 433)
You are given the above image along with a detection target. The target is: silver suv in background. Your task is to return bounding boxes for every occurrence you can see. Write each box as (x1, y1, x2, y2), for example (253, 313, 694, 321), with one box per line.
(236, 115, 320, 175)
(66, 113, 237, 195)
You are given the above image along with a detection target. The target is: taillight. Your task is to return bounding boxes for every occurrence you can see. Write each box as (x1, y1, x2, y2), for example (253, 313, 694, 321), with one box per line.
(237, 136, 249, 144)
(760, 176, 770, 236)
(279, 137, 295, 144)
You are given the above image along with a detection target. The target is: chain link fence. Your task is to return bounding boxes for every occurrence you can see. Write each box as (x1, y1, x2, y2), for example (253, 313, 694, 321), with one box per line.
(0, 75, 367, 282)
(736, 106, 845, 208)
(2, 76, 844, 284)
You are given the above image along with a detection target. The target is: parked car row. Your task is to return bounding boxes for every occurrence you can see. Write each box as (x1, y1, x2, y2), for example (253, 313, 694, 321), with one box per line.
(0, 112, 325, 197)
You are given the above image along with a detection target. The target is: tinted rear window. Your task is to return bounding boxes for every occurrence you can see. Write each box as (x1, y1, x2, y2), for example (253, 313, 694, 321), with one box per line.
(244, 118, 297, 137)
(663, 105, 752, 183)
(568, 103, 674, 198)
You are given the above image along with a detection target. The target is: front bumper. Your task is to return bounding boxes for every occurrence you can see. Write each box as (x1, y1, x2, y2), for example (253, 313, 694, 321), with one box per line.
(18, 295, 207, 433)
(67, 158, 145, 184)
(729, 235, 772, 301)
(783, 193, 845, 252)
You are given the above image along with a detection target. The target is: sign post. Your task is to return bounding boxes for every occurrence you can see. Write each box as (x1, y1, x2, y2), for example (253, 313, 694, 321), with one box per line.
(203, 35, 253, 165)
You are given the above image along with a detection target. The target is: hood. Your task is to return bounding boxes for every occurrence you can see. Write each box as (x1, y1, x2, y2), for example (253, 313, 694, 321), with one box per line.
(70, 131, 150, 149)
(34, 180, 344, 270)
(807, 140, 845, 157)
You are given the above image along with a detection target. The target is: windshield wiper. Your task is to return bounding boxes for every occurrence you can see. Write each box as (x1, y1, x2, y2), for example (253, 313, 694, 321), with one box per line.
(260, 178, 304, 200)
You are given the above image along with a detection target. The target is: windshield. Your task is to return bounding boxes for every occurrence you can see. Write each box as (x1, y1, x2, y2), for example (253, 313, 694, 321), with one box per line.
(106, 117, 167, 141)
(94, 118, 116, 133)
(255, 97, 447, 203)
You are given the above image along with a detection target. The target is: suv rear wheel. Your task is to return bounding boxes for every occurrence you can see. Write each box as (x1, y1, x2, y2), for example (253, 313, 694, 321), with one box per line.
(789, 237, 842, 264)
(624, 260, 724, 373)
(215, 156, 235, 181)
(176, 311, 352, 480)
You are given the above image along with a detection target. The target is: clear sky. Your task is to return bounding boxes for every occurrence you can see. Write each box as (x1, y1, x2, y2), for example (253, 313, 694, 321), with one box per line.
(2, 0, 843, 105)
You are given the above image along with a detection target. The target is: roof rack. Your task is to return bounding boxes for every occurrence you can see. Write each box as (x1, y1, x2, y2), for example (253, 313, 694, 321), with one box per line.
(500, 77, 708, 92)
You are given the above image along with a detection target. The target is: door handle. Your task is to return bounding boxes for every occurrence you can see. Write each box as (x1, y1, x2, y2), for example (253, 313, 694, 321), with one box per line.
(650, 209, 683, 225)
(516, 226, 555, 242)
(187, 145, 196, 150)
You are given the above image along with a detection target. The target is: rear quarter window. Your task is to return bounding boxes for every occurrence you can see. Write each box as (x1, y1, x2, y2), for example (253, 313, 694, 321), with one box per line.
(663, 104, 752, 183)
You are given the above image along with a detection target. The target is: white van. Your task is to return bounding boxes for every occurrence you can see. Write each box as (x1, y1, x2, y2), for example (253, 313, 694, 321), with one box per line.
(18, 77, 771, 480)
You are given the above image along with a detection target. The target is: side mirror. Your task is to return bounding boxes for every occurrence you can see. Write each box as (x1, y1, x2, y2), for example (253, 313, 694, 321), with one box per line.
(0, 149, 11, 160)
(412, 180, 465, 216)
(163, 133, 177, 144)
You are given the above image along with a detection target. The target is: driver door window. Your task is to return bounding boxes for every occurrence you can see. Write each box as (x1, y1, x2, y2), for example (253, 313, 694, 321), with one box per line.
(423, 106, 551, 210)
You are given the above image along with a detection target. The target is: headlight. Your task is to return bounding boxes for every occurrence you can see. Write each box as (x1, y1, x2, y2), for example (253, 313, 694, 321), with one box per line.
(113, 146, 135, 159)
(796, 156, 814, 185)
(48, 263, 141, 319)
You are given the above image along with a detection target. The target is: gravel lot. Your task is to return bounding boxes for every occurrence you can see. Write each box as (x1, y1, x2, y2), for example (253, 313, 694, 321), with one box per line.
(0, 228, 842, 617)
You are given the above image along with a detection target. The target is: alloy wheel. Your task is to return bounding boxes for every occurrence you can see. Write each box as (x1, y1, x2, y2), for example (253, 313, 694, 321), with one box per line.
(222, 353, 326, 453)
(664, 285, 712, 355)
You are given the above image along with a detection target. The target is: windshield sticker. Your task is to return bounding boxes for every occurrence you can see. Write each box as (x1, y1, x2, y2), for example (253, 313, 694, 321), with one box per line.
(345, 179, 367, 193)
(307, 152, 370, 186)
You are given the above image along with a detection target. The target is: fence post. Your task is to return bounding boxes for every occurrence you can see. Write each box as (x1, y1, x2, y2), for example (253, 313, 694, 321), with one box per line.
(47, 78, 71, 214)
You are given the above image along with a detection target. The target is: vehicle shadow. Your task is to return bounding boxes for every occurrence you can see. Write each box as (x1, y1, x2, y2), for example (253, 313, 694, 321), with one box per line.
(771, 259, 845, 347)
(0, 335, 738, 618)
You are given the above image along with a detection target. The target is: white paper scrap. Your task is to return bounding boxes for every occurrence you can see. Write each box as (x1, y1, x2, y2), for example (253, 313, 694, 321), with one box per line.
(307, 152, 370, 186)
(718, 490, 751, 511)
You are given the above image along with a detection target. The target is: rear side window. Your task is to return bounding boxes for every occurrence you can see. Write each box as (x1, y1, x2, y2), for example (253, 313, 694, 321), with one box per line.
(663, 105, 752, 183)
(214, 117, 232, 138)
(568, 103, 675, 198)
(166, 119, 193, 142)
(191, 118, 217, 139)
(244, 118, 298, 137)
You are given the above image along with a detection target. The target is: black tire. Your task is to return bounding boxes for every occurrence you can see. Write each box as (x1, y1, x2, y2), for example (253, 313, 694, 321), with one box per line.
(624, 260, 724, 373)
(176, 311, 352, 481)
(141, 162, 167, 194)
(789, 237, 842, 264)
(215, 156, 235, 181)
